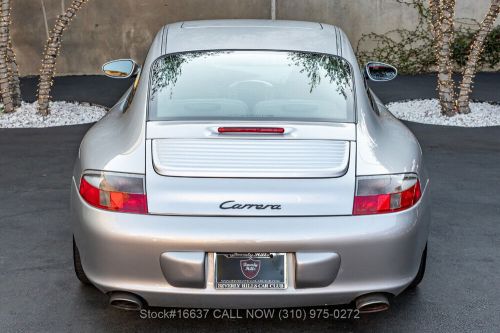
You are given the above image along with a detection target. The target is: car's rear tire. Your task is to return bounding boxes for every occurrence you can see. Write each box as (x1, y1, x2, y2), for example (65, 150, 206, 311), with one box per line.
(73, 237, 92, 285)
(407, 244, 427, 289)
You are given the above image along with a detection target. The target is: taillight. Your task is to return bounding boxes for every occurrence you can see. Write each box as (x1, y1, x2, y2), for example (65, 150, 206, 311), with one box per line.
(353, 174, 422, 215)
(79, 172, 148, 214)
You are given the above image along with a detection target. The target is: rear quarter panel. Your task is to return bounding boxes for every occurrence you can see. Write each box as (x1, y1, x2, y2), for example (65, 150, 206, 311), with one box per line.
(356, 91, 428, 188)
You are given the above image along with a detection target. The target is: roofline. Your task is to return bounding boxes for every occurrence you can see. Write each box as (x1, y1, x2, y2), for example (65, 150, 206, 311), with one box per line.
(159, 19, 347, 57)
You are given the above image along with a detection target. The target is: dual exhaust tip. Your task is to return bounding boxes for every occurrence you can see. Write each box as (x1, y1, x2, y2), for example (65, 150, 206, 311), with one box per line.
(109, 291, 390, 314)
(355, 293, 390, 313)
(109, 292, 145, 311)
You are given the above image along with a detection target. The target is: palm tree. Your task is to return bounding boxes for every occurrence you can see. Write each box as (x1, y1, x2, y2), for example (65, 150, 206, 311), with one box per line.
(429, 0, 500, 116)
(7, 37, 21, 107)
(37, 0, 89, 116)
(456, 0, 500, 114)
(0, 0, 21, 113)
(429, 0, 457, 116)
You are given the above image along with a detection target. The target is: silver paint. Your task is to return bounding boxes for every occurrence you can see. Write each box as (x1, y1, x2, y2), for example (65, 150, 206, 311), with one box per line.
(160, 252, 206, 288)
(145, 140, 356, 216)
(152, 139, 350, 178)
(72, 20, 430, 308)
(295, 252, 341, 288)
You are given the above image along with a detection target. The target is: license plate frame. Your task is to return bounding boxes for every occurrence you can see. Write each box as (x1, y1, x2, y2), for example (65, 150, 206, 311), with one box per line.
(215, 253, 287, 290)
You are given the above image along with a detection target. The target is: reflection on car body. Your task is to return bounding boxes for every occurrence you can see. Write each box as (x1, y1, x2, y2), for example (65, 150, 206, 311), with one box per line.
(73, 20, 430, 314)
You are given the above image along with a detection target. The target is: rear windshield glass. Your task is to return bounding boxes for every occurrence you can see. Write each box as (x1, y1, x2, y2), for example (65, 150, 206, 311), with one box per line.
(148, 51, 354, 122)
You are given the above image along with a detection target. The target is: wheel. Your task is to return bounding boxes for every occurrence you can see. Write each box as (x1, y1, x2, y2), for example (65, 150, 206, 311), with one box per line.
(73, 237, 92, 285)
(407, 244, 427, 289)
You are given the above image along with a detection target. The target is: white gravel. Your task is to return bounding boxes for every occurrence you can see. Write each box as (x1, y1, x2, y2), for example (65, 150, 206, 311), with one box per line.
(387, 99, 500, 127)
(1, 99, 498, 128)
(0, 101, 107, 128)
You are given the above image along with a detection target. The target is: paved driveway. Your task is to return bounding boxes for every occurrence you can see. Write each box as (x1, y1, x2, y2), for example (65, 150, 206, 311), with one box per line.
(1, 75, 499, 332)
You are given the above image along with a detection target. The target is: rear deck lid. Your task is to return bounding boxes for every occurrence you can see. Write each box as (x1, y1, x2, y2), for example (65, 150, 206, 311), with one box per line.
(152, 138, 349, 178)
(145, 122, 356, 216)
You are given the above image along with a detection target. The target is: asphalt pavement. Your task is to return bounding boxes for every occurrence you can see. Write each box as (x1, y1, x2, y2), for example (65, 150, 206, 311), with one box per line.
(0, 74, 499, 332)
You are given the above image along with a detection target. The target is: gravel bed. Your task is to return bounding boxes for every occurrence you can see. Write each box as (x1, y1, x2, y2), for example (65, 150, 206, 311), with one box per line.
(387, 99, 500, 127)
(2, 99, 499, 128)
(0, 101, 107, 128)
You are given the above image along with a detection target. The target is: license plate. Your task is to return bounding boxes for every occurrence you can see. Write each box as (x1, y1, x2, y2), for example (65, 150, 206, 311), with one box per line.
(215, 253, 287, 290)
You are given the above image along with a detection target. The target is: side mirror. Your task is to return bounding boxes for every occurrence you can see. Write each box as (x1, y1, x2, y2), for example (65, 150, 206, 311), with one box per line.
(102, 59, 139, 79)
(365, 62, 397, 82)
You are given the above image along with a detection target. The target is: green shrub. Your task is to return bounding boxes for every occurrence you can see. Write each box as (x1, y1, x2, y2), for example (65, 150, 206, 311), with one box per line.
(356, 1, 500, 74)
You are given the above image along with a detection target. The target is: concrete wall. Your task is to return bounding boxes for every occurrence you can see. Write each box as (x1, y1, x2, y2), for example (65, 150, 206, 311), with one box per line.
(12, 0, 498, 75)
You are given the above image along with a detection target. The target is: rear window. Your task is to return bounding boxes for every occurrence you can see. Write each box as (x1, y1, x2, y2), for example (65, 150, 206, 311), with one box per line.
(148, 51, 354, 122)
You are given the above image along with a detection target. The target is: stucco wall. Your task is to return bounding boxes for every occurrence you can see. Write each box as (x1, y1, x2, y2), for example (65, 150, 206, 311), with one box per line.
(11, 0, 498, 75)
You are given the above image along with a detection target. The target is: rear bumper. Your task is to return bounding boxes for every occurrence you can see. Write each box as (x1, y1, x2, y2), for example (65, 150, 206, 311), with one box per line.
(71, 180, 430, 308)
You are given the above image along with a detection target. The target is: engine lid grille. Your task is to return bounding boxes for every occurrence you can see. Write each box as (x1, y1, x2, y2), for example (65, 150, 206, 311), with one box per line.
(152, 139, 350, 178)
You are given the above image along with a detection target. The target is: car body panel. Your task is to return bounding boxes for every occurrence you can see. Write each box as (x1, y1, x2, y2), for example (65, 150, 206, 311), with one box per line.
(71, 179, 430, 308)
(145, 121, 357, 216)
(356, 91, 425, 177)
(146, 121, 356, 141)
(146, 140, 356, 216)
(151, 138, 351, 178)
(164, 20, 339, 55)
(72, 19, 430, 308)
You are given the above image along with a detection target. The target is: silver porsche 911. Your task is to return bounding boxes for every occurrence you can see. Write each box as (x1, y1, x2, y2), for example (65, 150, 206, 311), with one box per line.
(71, 20, 430, 313)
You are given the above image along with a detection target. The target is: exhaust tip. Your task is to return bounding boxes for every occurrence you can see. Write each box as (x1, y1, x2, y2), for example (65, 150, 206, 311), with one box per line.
(355, 293, 390, 314)
(109, 292, 144, 311)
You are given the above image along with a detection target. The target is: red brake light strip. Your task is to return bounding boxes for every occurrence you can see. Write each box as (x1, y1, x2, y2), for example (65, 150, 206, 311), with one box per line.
(218, 127, 285, 134)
